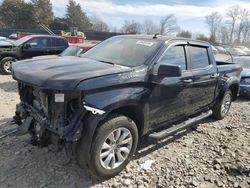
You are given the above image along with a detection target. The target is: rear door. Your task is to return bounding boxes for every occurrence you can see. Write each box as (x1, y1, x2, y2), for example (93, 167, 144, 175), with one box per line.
(52, 38, 69, 55)
(186, 43, 218, 113)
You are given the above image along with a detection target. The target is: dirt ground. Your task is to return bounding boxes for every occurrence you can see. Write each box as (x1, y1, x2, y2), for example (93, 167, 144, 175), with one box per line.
(0, 74, 249, 188)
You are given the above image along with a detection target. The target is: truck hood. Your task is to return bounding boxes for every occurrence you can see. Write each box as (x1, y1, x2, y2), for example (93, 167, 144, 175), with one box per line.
(0, 40, 13, 48)
(12, 57, 131, 90)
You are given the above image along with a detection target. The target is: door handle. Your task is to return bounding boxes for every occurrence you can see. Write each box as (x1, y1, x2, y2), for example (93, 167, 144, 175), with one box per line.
(183, 78, 193, 83)
(210, 74, 218, 78)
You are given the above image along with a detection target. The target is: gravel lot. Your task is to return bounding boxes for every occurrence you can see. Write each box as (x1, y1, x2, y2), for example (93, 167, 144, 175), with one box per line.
(0, 74, 249, 188)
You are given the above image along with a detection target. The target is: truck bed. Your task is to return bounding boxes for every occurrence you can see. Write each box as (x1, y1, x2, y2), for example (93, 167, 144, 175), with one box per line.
(216, 61, 242, 75)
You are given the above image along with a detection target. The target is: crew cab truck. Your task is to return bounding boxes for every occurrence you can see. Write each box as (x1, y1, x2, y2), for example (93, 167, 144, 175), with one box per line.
(12, 35, 242, 179)
(0, 35, 68, 74)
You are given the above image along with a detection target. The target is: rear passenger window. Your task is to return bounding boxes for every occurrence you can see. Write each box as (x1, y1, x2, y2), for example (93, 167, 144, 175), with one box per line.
(52, 38, 68, 47)
(188, 46, 209, 69)
(159, 46, 186, 70)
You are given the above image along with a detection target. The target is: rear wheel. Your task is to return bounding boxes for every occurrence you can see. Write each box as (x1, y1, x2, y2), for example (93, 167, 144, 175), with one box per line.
(77, 114, 138, 180)
(0, 57, 17, 74)
(212, 90, 232, 120)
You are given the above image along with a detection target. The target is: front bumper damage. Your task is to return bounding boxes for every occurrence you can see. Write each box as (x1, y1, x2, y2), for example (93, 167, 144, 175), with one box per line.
(14, 82, 87, 147)
(15, 102, 86, 146)
(15, 102, 87, 147)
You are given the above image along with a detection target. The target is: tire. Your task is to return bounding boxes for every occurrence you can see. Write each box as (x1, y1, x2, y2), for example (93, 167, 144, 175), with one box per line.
(0, 57, 17, 74)
(77, 114, 138, 180)
(212, 90, 232, 120)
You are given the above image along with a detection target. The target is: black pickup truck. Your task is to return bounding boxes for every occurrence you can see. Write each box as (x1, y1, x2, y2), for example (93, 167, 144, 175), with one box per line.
(12, 35, 242, 179)
(0, 35, 68, 74)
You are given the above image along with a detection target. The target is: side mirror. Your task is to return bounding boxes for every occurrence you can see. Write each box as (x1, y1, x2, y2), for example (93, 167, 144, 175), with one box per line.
(23, 43, 31, 49)
(158, 64, 182, 77)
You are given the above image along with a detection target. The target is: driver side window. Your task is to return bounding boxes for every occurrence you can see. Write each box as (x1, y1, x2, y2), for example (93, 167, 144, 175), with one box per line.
(159, 45, 187, 71)
(26, 38, 50, 48)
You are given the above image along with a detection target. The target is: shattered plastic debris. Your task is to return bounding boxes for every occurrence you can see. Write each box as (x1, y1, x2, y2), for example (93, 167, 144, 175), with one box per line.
(140, 160, 155, 171)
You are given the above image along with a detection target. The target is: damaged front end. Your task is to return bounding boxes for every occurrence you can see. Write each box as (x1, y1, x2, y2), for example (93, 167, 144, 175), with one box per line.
(14, 82, 86, 147)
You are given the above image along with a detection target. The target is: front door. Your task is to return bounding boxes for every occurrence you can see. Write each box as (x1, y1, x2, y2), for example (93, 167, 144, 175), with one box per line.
(22, 37, 52, 58)
(148, 43, 193, 130)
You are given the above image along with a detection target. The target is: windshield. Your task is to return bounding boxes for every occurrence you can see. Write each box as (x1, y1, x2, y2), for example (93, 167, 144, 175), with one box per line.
(60, 46, 82, 56)
(82, 37, 161, 67)
(13, 35, 34, 46)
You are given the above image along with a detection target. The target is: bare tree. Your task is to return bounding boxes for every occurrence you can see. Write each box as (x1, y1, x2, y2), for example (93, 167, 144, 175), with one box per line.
(226, 5, 241, 44)
(236, 8, 250, 43)
(219, 26, 231, 44)
(89, 15, 109, 32)
(120, 20, 142, 34)
(206, 12, 222, 43)
(142, 20, 158, 34)
(196, 33, 210, 42)
(109, 25, 118, 33)
(159, 14, 179, 35)
(241, 20, 250, 43)
(176, 30, 192, 38)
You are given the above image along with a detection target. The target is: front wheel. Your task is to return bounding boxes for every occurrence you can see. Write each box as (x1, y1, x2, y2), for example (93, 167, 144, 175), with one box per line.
(77, 114, 138, 180)
(212, 90, 232, 120)
(0, 57, 17, 74)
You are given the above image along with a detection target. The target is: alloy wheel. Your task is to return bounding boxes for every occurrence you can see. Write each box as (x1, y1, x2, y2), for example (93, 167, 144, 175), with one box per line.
(99, 127, 133, 170)
(221, 93, 232, 116)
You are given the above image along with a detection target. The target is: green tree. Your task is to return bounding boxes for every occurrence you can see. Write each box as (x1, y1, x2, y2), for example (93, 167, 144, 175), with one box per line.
(0, 0, 36, 29)
(66, 0, 91, 31)
(49, 17, 69, 30)
(31, 0, 54, 26)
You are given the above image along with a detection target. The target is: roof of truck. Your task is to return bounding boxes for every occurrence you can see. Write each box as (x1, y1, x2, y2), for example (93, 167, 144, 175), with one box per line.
(116, 34, 210, 46)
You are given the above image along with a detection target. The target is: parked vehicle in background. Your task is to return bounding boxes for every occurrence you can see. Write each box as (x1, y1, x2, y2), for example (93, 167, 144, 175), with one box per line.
(215, 46, 227, 54)
(9, 33, 18, 40)
(32, 43, 96, 60)
(0, 35, 69, 74)
(0, 36, 7, 41)
(62, 43, 96, 55)
(233, 56, 250, 97)
(226, 47, 247, 56)
(235, 46, 250, 55)
(12, 35, 242, 179)
(0, 40, 13, 47)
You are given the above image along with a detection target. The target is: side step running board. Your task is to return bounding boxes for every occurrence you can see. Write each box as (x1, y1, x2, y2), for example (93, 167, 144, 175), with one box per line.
(148, 110, 212, 141)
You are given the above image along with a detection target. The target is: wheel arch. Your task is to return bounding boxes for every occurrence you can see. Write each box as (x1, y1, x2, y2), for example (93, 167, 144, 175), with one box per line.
(228, 82, 239, 101)
(0, 54, 20, 61)
(77, 104, 145, 166)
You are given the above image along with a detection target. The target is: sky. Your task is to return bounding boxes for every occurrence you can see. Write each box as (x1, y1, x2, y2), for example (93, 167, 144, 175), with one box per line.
(2, 0, 250, 34)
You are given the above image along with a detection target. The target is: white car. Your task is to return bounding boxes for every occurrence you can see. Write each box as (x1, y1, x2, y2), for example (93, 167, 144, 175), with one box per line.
(0, 36, 7, 40)
(226, 47, 247, 56)
(235, 46, 250, 55)
(215, 46, 227, 54)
